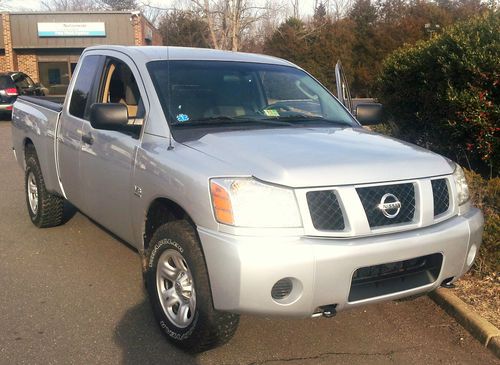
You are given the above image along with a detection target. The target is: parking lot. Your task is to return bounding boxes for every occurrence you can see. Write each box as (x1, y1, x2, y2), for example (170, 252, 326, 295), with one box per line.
(0, 120, 497, 365)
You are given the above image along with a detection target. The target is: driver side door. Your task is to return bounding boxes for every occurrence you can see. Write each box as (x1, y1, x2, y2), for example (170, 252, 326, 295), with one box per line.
(78, 55, 146, 243)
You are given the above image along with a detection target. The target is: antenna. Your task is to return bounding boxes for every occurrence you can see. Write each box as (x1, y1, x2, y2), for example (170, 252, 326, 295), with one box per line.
(168, 131, 174, 150)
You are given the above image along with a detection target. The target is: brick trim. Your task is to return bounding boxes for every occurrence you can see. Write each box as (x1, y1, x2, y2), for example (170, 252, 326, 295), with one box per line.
(2, 13, 16, 70)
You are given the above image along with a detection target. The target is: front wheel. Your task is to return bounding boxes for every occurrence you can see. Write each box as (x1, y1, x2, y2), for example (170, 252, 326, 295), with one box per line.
(145, 220, 239, 352)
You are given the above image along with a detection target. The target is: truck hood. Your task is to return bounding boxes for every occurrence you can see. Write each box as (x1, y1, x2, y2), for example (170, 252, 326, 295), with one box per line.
(182, 127, 453, 187)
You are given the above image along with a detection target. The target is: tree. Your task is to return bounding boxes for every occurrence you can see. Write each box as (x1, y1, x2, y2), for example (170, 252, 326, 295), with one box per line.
(291, 0, 299, 18)
(188, 0, 275, 51)
(264, 16, 356, 93)
(102, 0, 136, 11)
(43, 0, 172, 23)
(329, 0, 353, 20)
(314, 2, 327, 23)
(41, 0, 104, 11)
(348, 0, 379, 96)
(246, 0, 289, 52)
(42, 0, 138, 11)
(159, 10, 211, 48)
(263, 17, 309, 65)
(376, 12, 500, 176)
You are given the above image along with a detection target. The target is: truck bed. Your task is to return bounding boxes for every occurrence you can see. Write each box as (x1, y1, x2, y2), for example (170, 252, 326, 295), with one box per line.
(11, 95, 65, 197)
(18, 95, 65, 112)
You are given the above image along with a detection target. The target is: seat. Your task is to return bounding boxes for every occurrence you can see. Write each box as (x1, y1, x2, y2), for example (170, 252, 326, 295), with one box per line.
(204, 77, 255, 118)
(107, 66, 143, 125)
(171, 85, 215, 121)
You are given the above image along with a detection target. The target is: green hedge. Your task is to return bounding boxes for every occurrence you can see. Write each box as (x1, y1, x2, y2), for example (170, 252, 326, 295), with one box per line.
(376, 12, 499, 176)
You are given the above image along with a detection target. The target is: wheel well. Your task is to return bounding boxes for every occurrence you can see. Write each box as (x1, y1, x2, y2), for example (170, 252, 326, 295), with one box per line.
(24, 138, 35, 156)
(144, 198, 193, 251)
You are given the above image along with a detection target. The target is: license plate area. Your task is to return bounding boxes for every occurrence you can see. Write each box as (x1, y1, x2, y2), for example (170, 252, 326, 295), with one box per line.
(348, 253, 443, 302)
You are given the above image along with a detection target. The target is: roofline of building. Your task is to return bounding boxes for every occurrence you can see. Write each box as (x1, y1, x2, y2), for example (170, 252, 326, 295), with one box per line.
(1, 10, 159, 30)
(2, 11, 143, 15)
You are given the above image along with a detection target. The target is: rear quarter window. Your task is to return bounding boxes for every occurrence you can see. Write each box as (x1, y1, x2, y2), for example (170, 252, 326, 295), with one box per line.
(0, 76, 15, 89)
(69, 55, 102, 120)
(13, 74, 30, 89)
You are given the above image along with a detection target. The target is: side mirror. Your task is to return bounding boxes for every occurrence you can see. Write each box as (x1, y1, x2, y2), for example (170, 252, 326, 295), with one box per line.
(89, 103, 128, 131)
(355, 103, 383, 125)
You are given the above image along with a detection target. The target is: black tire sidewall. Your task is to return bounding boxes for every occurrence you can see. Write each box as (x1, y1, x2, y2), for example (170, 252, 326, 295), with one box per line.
(145, 223, 205, 344)
(25, 157, 42, 224)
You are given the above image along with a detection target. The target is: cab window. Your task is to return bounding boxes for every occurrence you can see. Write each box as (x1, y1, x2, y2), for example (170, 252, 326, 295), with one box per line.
(99, 58, 145, 138)
(69, 55, 102, 120)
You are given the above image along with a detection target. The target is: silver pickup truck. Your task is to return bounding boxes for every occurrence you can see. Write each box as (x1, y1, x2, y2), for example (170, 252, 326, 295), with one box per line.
(11, 46, 483, 352)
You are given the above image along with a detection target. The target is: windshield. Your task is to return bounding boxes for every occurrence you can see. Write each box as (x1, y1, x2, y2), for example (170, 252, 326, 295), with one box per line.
(147, 60, 357, 128)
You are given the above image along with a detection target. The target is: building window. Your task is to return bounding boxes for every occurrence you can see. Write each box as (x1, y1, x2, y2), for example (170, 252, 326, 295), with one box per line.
(38, 62, 71, 95)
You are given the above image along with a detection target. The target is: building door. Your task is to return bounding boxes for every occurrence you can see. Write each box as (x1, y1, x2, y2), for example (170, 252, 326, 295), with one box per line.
(39, 61, 71, 96)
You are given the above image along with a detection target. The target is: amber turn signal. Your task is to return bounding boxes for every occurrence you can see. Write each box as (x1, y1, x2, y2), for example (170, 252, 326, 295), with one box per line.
(210, 181, 234, 225)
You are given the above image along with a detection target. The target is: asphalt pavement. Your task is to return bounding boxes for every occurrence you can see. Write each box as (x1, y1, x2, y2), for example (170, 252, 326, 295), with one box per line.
(0, 121, 497, 365)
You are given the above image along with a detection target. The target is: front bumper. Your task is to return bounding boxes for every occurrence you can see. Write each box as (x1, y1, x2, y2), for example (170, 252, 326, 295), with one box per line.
(198, 207, 483, 317)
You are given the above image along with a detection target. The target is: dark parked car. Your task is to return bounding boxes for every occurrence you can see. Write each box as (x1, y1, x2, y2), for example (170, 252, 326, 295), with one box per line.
(0, 72, 44, 116)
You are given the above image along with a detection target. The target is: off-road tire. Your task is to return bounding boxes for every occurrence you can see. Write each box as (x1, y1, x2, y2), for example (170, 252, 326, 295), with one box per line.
(145, 220, 239, 353)
(25, 148, 64, 228)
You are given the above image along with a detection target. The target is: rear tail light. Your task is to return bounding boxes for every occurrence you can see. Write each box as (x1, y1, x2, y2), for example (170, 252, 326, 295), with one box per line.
(5, 88, 18, 96)
(6, 105, 13, 110)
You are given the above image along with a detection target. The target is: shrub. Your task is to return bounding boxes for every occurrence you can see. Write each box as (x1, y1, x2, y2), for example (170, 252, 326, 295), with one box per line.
(465, 170, 499, 278)
(376, 12, 499, 176)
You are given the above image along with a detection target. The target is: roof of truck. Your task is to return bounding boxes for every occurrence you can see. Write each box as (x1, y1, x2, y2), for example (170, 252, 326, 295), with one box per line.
(84, 45, 298, 68)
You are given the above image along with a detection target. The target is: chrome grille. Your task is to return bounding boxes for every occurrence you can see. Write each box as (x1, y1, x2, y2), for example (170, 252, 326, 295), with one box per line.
(431, 179, 450, 216)
(306, 190, 345, 231)
(357, 183, 415, 228)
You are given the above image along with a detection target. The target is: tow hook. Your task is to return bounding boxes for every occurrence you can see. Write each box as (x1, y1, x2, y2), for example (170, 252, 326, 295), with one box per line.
(321, 304, 337, 318)
(440, 277, 456, 289)
(441, 282, 456, 289)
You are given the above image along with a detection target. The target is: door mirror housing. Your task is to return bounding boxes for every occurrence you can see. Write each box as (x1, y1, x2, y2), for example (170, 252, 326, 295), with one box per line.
(89, 103, 128, 131)
(355, 103, 383, 125)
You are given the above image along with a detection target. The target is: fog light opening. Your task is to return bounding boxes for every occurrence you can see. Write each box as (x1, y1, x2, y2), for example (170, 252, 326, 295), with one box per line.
(271, 278, 293, 300)
(467, 244, 477, 267)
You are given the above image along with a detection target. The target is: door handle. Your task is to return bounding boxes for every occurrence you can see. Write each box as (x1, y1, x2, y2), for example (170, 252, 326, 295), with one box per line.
(82, 133, 94, 145)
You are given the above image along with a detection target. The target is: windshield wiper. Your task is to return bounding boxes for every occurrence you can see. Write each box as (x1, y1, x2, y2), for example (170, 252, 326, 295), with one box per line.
(173, 116, 236, 126)
(173, 116, 296, 127)
(261, 114, 352, 126)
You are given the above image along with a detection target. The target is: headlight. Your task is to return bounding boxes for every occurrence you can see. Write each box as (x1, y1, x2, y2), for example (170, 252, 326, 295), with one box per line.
(210, 178, 302, 227)
(452, 164, 470, 205)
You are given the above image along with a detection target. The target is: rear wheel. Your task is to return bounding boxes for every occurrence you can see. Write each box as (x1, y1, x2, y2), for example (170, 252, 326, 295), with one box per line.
(24, 149, 64, 228)
(145, 220, 239, 352)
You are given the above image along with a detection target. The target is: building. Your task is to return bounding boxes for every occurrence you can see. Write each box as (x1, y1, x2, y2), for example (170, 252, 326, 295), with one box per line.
(0, 11, 162, 95)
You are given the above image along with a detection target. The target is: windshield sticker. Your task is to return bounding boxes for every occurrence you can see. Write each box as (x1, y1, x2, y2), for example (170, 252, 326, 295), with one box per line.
(263, 109, 280, 117)
(176, 114, 190, 122)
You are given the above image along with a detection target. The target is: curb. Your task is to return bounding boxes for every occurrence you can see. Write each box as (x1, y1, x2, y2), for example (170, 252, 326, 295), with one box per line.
(429, 288, 500, 358)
